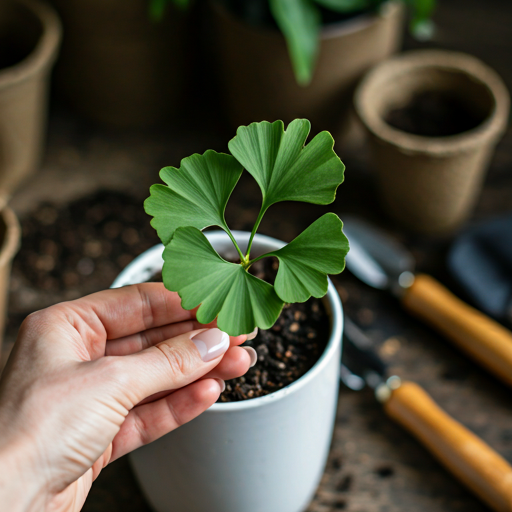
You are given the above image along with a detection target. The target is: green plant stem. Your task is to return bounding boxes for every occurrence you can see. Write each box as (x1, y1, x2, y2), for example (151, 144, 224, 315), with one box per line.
(223, 225, 248, 264)
(246, 253, 268, 268)
(245, 205, 268, 261)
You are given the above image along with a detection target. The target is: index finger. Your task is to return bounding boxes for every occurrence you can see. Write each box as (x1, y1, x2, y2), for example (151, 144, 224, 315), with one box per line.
(72, 283, 197, 340)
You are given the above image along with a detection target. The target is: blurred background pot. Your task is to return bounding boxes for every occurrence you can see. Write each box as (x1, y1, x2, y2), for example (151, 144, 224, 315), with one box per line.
(112, 230, 344, 512)
(0, 0, 61, 198)
(211, 0, 404, 143)
(355, 50, 510, 234)
(0, 206, 21, 369)
(50, 0, 186, 128)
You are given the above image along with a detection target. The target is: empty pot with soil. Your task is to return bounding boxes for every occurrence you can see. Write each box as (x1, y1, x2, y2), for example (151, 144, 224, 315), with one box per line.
(355, 50, 510, 234)
(0, 0, 61, 198)
(112, 230, 343, 512)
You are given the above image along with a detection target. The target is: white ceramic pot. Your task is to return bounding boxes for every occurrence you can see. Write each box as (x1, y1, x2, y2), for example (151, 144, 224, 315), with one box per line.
(112, 230, 344, 512)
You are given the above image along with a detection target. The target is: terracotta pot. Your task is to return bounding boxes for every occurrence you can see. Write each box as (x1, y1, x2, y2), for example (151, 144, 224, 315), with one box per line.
(0, 0, 61, 199)
(50, 0, 186, 127)
(210, 0, 404, 139)
(355, 50, 510, 234)
(0, 206, 21, 367)
(112, 231, 344, 512)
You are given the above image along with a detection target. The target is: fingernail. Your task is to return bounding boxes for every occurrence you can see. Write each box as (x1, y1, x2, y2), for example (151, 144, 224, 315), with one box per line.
(246, 327, 258, 341)
(242, 346, 258, 367)
(191, 328, 230, 362)
(214, 378, 226, 393)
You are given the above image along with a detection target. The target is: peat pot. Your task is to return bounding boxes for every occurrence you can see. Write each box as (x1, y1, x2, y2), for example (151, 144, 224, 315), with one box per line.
(355, 50, 510, 234)
(112, 230, 344, 512)
(0, 0, 61, 197)
(50, 0, 186, 127)
(210, 0, 403, 142)
(0, 206, 21, 367)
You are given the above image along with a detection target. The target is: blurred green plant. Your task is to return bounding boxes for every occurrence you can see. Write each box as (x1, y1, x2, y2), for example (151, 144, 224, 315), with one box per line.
(270, 0, 436, 85)
(145, 119, 349, 336)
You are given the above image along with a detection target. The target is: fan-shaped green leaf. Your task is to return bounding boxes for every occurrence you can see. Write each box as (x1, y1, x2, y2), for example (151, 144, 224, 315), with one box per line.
(144, 150, 243, 245)
(227, 119, 345, 212)
(264, 213, 349, 302)
(163, 227, 284, 336)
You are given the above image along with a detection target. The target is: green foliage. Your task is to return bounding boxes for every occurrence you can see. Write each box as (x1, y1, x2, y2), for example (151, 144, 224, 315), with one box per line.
(163, 227, 285, 334)
(145, 151, 243, 246)
(146, 119, 349, 336)
(269, 0, 437, 85)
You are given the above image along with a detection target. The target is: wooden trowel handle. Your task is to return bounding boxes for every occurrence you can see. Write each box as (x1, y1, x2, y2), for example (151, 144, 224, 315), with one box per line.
(385, 381, 512, 512)
(402, 274, 512, 387)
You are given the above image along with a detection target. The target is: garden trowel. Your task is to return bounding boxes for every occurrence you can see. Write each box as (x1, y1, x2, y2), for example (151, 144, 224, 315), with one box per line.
(342, 216, 512, 388)
(341, 317, 512, 512)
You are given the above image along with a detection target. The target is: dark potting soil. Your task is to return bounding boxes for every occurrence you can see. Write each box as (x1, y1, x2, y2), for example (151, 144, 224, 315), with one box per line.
(220, 296, 329, 402)
(9, 191, 160, 326)
(384, 91, 485, 137)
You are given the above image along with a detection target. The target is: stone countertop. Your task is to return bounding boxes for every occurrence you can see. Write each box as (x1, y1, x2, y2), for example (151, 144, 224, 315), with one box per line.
(4, 0, 512, 510)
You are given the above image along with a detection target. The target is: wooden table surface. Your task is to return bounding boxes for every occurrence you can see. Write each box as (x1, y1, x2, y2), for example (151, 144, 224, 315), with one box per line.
(4, 0, 512, 511)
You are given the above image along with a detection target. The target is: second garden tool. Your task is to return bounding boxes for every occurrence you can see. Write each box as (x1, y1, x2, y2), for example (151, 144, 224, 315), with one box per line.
(342, 316, 512, 512)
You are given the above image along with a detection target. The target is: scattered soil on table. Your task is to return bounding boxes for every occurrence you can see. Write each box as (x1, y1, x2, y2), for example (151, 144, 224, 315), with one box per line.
(385, 91, 485, 137)
(8, 191, 159, 333)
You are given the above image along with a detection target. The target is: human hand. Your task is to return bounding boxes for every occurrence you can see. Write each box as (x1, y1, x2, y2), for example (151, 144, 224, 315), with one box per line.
(0, 283, 256, 512)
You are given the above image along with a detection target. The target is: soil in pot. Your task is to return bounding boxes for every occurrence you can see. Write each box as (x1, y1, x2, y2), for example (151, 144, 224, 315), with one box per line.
(384, 90, 485, 137)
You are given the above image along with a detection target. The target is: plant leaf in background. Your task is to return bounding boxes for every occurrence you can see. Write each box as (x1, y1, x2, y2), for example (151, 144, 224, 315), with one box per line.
(407, 0, 436, 40)
(314, 0, 370, 13)
(228, 119, 345, 212)
(163, 227, 284, 335)
(268, 0, 321, 85)
(264, 213, 349, 302)
(144, 150, 243, 245)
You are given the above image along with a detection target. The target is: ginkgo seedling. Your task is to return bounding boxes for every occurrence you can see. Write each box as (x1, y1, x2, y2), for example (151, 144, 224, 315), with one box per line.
(145, 119, 350, 336)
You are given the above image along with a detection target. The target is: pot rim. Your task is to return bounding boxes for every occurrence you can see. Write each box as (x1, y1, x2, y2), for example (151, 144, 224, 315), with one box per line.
(112, 230, 344, 412)
(354, 49, 510, 156)
(0, 0, 62, 90)
(210, 0, 401, 41)
(0, 207, 21, 267)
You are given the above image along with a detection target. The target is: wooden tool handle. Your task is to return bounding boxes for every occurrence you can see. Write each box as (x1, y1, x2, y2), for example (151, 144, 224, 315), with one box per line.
(402, 273, 512, 387)
(385, 381, 512, 512)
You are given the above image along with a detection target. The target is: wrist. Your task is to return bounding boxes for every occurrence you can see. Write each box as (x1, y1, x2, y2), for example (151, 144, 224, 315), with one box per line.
(0, 441, 47, 512)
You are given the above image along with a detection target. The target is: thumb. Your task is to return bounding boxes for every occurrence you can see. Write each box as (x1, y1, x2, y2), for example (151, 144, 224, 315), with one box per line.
(114, 328, 230, 403)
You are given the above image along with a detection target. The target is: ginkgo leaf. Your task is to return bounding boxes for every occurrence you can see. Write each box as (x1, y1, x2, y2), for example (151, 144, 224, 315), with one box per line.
(227, 119, 345, 212)
(263, 213, 349, 303)
(144, 150, 243, 245)
(163, 227, 284, 336)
